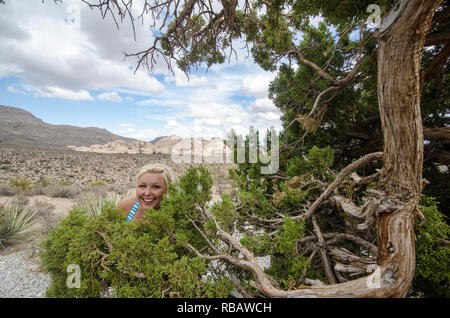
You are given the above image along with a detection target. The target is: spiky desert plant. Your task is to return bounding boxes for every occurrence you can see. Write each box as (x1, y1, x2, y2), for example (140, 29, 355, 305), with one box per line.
(74, 191, 127, 216)
(9, 177, 33, 192)
(0, 200, 37, 249)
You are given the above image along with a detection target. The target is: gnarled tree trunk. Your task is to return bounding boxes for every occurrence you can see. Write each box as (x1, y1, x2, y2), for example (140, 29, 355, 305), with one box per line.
(233, 0, 442, 298)
(374, 0, 440, 297)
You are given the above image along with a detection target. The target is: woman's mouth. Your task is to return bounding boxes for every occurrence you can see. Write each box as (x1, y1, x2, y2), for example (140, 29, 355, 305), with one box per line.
(143, 198, 155, 203)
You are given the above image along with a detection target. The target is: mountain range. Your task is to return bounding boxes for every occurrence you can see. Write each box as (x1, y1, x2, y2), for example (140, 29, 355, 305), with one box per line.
(0, 105, 229, 156)
(0, 105, 137, 147)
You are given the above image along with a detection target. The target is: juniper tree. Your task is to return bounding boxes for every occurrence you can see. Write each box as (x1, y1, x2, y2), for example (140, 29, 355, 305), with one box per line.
(39, 0, 449, 297)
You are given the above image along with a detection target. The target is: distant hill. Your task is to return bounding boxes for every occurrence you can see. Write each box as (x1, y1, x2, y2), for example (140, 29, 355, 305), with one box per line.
(0, 105, 138, 147)
(149, 136, 168, 144)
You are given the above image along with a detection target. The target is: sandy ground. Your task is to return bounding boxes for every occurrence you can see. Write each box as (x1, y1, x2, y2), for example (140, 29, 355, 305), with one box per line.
(0, 195, 74, 218)
(0, 195, 75, 258)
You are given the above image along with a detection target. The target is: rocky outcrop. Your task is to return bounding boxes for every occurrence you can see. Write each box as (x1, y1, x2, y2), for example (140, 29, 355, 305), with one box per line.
(152, 135, 183, 154)
(68, 140, 156, 154)
(67, 135, 231, 158)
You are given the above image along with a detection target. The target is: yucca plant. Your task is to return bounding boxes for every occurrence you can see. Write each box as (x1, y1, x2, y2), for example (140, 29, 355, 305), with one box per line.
(74, 191, 127, 216)
(0, 200, 37, 249)
(9, 177, 33, 192)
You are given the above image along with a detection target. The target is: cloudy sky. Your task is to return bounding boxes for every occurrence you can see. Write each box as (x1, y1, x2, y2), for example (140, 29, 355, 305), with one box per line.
(0, 0, 282, 141)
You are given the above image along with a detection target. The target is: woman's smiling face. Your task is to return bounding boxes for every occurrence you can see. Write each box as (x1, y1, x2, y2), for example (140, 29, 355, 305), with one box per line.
(136, 172, 167, 210)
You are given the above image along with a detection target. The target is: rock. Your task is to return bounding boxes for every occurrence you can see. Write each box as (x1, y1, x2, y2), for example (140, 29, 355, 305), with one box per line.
(67, 135, 230, 157)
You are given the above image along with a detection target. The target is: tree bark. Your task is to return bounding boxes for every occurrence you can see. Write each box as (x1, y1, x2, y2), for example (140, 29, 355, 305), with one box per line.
(374, 0, 441, 297)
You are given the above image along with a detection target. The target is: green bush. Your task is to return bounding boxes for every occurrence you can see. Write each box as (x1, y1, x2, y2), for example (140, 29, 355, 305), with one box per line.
(0, 201, 37, 249)
(40, 166, 234, 298)
(411, 196, 450, 297)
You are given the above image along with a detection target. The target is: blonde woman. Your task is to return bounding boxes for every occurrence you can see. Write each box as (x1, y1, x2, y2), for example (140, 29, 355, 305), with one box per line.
(118, 163, 175, 222)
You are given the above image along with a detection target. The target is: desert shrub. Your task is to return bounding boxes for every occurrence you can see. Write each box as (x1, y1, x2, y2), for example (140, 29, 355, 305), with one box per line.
(40, 166, 234, 298)
(0, 200, 37, 249)
(47, 185, 80, 199)
(33, 200, 59, 236)
(88, 180, 108, 187)
(84, 180, 109, 198)
(107, 184, 129, 195)
(30, 179, 53, 196)
(0, 184, 20, 196)
(30, 184, 48, 196)
(8, 194, 30, 209)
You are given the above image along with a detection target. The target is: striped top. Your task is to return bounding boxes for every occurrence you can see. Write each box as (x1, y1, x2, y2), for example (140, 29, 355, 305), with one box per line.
(126, 200, 140, 222)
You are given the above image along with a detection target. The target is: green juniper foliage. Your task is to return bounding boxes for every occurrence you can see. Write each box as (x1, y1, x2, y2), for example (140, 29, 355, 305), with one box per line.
(40, 158, 449, 297)
(412, 196, 450, 297)
(228, 134, 449, 295)
(40, 166, 233, 298)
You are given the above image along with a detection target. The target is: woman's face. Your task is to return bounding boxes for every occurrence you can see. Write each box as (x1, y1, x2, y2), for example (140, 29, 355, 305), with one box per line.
(136, 172, 167, 210)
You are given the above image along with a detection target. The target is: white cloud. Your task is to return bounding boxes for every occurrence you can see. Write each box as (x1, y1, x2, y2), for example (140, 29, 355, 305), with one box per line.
(98, 91, 123, 102)
(254, 112, 281, 121)
(240, 74, 275, 98)
(165, 68, 209, 87)
(7, 86, 29, 95)
(186, 103, 246, 127)
(165, 120, 182, 129)
(136, 99, 160, 106)
(35, 86, 94, 101)
(249, 97, 279, 113)
(193, 118, 223, 127)
(0, 1, 284, 140)
(0, 1, 164, 100)
(126, 129, 162, 141)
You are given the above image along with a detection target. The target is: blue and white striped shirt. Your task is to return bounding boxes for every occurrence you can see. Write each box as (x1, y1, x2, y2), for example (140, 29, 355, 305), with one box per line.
(126, 200, 140, 222)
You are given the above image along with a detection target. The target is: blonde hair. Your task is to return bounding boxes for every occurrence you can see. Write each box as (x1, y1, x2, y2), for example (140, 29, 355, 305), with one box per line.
(136, 163, 176, 188)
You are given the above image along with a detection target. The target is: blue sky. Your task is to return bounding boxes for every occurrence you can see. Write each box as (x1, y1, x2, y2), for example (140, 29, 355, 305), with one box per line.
(0, 0, 282, 141)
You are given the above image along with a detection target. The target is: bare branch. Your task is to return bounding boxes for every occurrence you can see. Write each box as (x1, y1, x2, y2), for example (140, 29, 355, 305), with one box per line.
(312, 215, 337, 284)
(295, 152, 383, 221)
